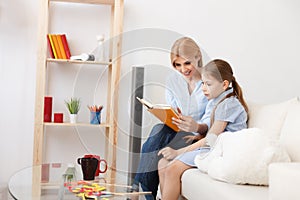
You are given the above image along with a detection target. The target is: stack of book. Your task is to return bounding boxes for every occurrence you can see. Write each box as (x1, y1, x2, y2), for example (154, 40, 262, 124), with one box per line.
(47, 34, 71, 59)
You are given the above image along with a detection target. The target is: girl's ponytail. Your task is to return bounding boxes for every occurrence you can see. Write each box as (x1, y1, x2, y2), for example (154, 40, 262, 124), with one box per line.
(232, 76, 248, 113)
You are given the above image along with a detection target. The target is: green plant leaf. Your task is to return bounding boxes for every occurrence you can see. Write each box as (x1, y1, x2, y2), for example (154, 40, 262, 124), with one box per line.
(65, 97, 81, 114)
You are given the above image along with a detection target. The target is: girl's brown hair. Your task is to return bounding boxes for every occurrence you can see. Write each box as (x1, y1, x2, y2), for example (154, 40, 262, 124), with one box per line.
(170, 37, 202, 68)
(203, 59, 248, 125)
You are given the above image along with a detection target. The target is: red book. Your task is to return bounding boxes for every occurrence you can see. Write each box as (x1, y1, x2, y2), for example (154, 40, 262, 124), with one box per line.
(46, 35, 54, 58)
(61, 34, 71, 59)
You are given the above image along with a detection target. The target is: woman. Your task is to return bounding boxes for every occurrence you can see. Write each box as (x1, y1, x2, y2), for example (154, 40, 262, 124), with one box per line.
(132, 37, 211, 199)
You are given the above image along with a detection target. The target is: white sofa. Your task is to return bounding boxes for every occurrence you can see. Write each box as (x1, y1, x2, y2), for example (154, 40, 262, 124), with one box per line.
(181, 97, 300, 200)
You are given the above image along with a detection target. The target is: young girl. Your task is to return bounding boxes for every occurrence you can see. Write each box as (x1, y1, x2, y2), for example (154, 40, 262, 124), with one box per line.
(158, 59, 248, 200)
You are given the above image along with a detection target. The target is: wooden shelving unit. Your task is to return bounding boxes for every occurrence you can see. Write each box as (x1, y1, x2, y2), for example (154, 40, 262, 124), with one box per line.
(33, 0, 124, 184)
(47, 58, 111, 65)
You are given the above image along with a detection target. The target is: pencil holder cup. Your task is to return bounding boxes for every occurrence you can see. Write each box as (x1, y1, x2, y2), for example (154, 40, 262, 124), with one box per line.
(90, 111, 101, 124)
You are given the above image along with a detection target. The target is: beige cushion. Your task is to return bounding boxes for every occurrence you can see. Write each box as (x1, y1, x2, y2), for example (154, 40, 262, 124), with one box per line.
(247, 98, 298, 140)
(195, 128, 290, 185)
(280, 98, 300, 161)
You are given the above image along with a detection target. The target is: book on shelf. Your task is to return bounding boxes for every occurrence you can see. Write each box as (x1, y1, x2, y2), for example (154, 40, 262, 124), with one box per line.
(136, 97, 180, 132)
(46, 34, 54, 58)
(56, 34, 67, 59)
(47, 34, 57, 59)
(47, 34, 72, 60)
(61, 34, 71, 59)
(50, 34, 62, 59)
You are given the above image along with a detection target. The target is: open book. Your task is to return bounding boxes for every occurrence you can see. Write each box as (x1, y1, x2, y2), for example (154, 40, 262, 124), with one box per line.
(136, 97, 180, 132)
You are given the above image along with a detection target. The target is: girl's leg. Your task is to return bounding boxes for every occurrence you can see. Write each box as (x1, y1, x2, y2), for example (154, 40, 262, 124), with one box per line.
(158, 157, 170, 194)
(161, 160, 191, 200)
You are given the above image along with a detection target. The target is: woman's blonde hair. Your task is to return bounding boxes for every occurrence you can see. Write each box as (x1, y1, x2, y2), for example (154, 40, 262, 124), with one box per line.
(170, 37, 202, 68)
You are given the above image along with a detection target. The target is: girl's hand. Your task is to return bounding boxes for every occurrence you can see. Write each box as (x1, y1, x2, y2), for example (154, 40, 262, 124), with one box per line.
(158, 147, 179, 160)
(172, 115, 198, 133)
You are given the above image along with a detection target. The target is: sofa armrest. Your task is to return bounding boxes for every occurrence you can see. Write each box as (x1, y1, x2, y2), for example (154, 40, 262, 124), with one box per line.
(269, 162, 300, 200)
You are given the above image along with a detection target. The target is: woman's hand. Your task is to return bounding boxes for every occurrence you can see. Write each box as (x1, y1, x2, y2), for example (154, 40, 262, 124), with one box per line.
(158, 147, 179, 160)
(183, 134, 205, 143)
(172, 115, 199, 133)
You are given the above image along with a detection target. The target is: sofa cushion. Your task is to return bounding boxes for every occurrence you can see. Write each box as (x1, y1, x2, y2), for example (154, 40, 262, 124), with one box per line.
(280, 97, 300, 161)
(269, 163, 300, 200)
(247, 98, 298, 140)
(181, 168, 268, 200)
(195, 128, 290, 185)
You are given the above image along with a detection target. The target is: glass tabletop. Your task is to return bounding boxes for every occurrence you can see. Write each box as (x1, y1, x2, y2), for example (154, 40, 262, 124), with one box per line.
(8, 163, 152, 200)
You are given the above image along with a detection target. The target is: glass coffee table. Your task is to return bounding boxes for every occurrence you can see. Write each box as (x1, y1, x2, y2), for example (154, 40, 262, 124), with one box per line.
(8, 163, 152, 200)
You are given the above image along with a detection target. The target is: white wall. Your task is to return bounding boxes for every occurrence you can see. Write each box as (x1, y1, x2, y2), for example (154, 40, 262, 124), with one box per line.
(1, 0, 300, 190)
(0, 0, 38, 187)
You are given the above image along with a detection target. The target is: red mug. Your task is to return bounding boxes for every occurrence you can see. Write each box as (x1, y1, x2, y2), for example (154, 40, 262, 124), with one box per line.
(84, 154, 107, 176)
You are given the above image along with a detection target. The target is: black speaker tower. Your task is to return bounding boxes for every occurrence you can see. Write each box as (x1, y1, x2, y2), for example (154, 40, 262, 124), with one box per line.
(127, 66, 144, 186)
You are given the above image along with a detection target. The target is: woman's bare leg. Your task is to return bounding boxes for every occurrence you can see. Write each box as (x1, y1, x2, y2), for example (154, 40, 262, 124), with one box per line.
(161, 160, 191, 200)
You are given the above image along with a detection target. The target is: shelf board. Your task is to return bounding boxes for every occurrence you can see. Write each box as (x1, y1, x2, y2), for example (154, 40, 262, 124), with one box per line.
(50, 0, 115, 5)
(47, 58, 111, 66)
(44, 122, 111, 127)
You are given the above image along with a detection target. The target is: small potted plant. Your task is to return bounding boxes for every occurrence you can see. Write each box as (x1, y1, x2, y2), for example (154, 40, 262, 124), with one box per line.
(65, 97, 81, 123)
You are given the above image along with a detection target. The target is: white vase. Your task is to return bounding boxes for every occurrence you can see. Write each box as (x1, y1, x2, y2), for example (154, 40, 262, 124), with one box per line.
(69, 114, 77, 123)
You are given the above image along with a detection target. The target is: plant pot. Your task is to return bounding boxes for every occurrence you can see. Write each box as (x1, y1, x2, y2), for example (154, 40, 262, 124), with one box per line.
(69, 114, 77, 123)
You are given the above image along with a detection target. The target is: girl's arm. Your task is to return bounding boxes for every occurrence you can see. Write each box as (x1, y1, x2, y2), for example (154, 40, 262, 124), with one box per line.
(178, 120, 228, 152)
(208, 120, 228, 136)
(158, 120, 228, 159)
(158, 138, 207, 160)
(204, 121, 228, 146)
